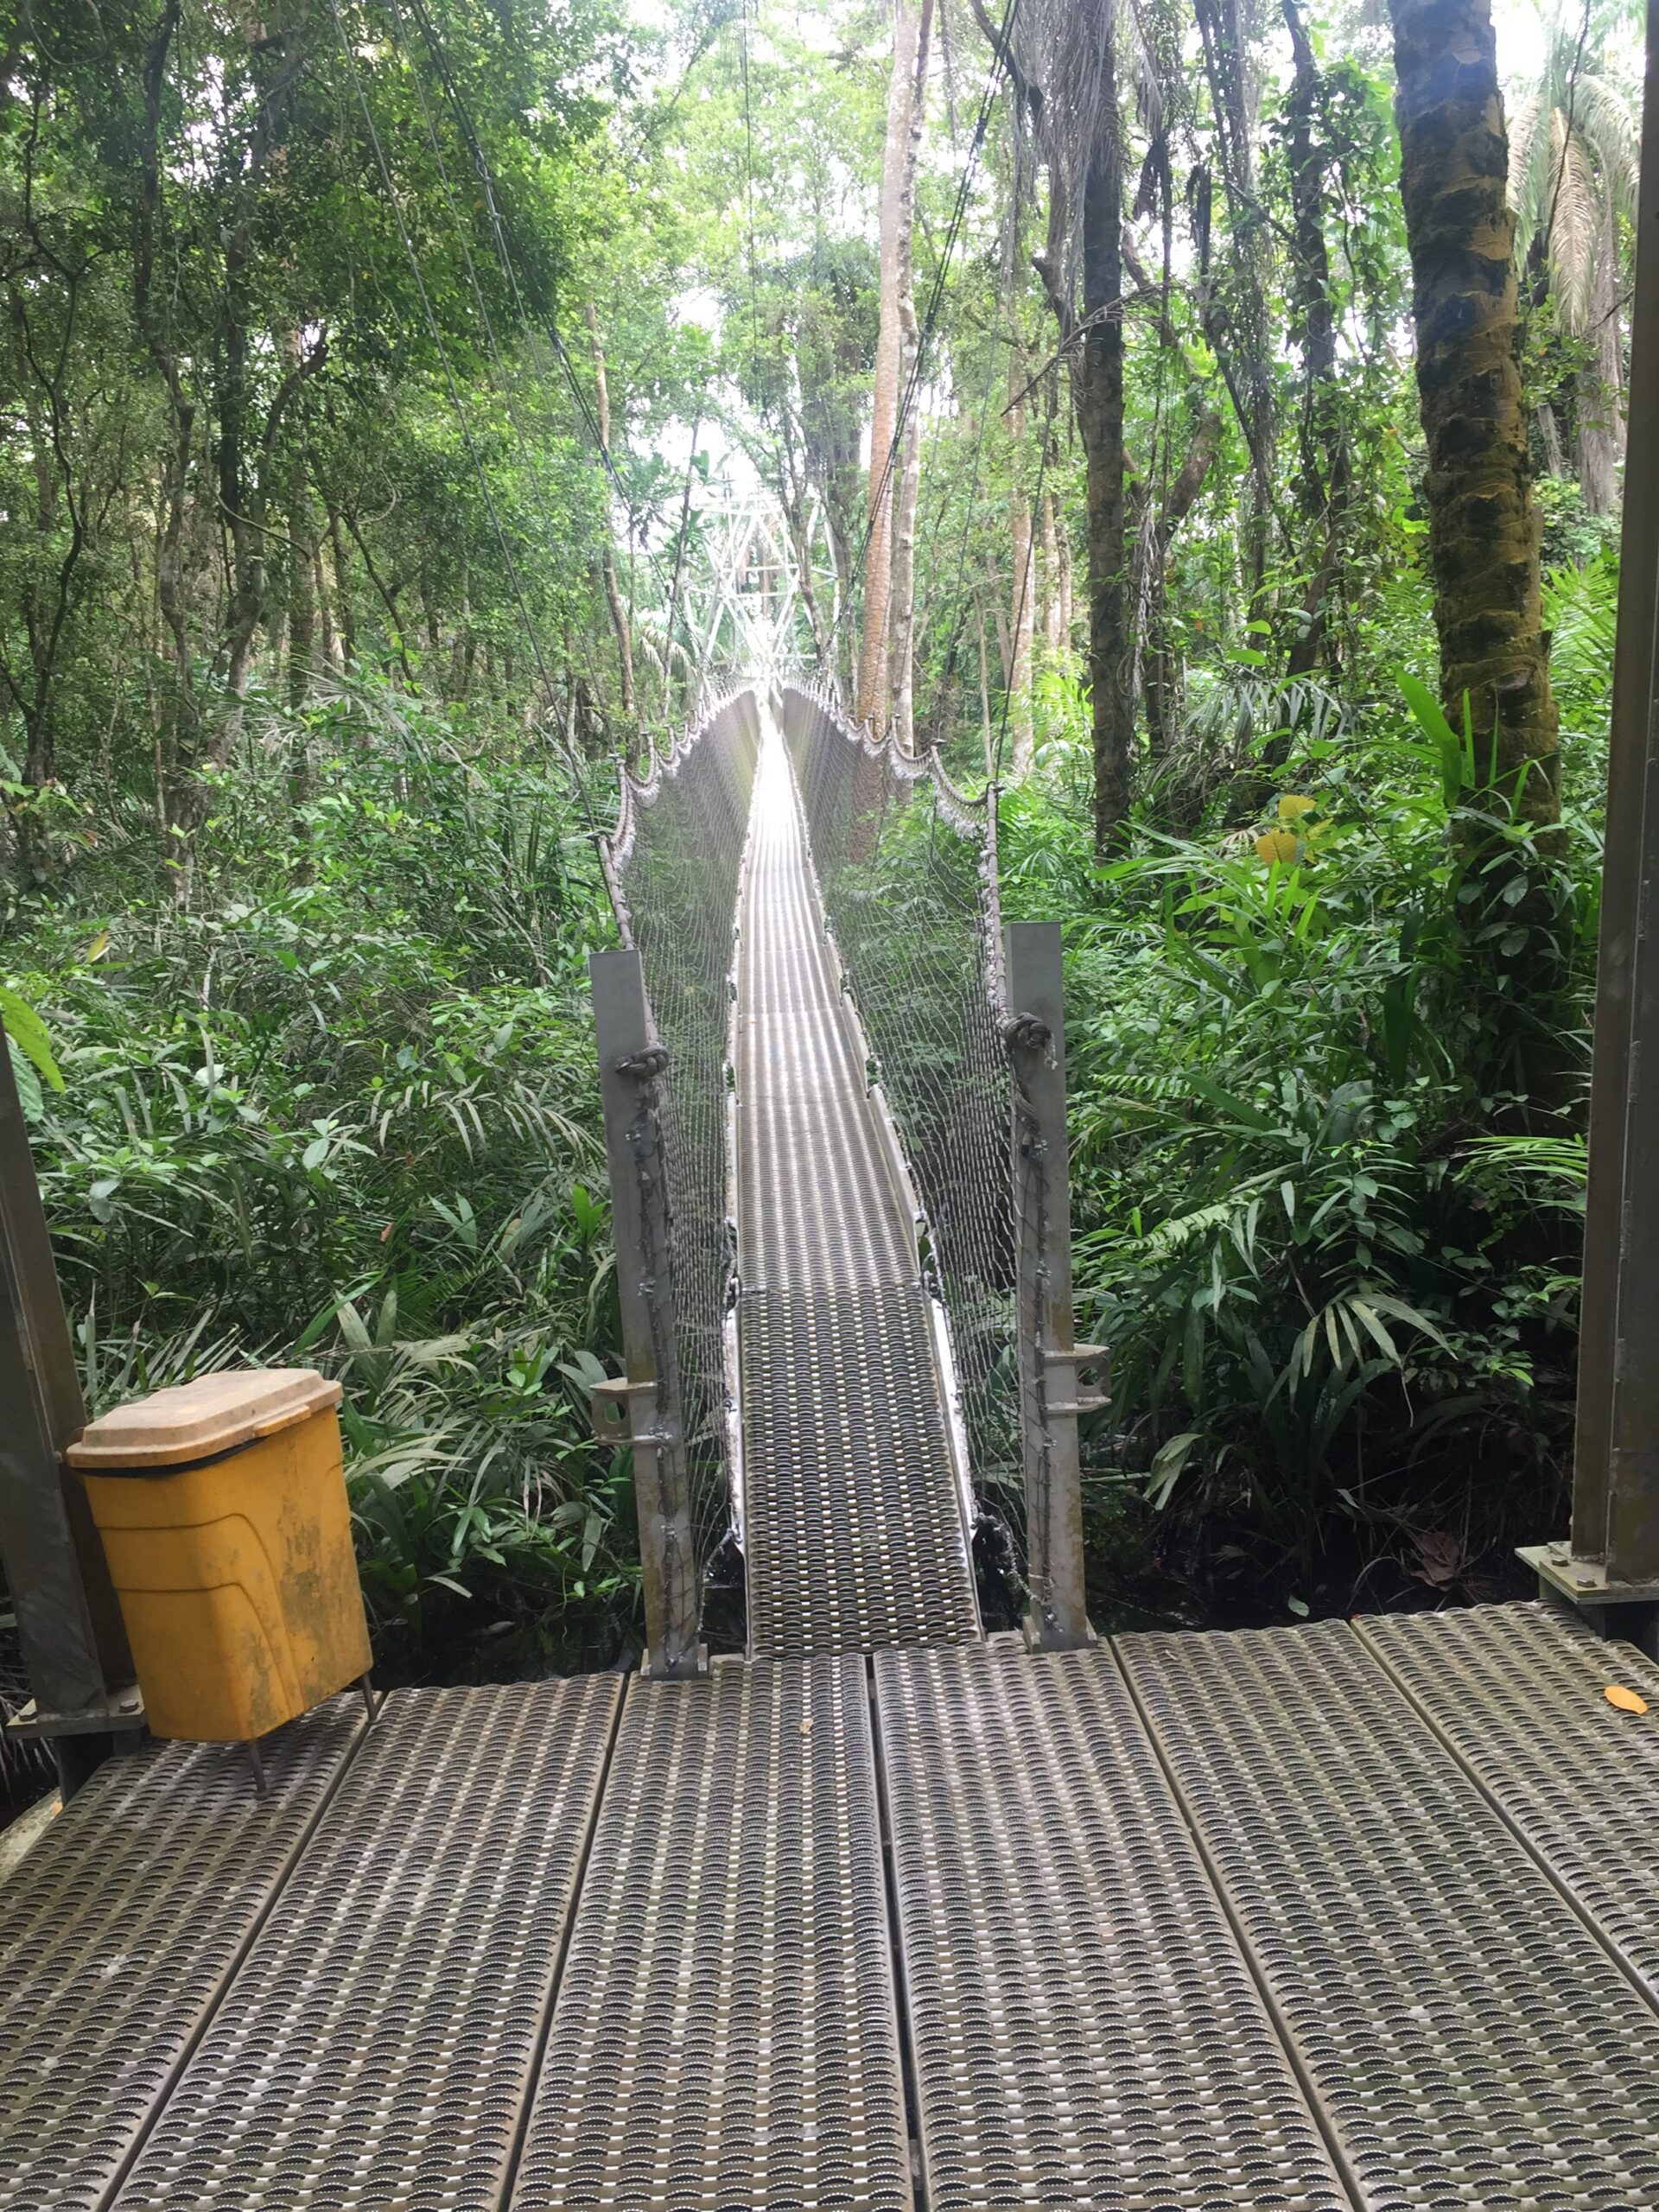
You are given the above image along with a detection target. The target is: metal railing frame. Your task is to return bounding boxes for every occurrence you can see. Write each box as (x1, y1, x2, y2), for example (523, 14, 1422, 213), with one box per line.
(589, 684, 753, 1677)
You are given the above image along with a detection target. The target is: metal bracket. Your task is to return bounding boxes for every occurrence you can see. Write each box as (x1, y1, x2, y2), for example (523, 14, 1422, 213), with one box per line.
(1043, 1344, 1110, 1419)
(1519, 1540, 1659, 1605)
(591, 1376, 651, 1446)
(5, 1681, 145, 1740)
(1518, 1541, 1659, 1655)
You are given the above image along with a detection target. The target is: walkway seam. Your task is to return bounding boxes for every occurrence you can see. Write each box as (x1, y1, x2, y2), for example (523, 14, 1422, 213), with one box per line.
(91, 1700, 375, 2212)
(493, 1667, 629, 2209)
(1351, 1611, 1659, 2026)
(866, 1652, 929, 2211)
(1105, 1635, 1369, 2212)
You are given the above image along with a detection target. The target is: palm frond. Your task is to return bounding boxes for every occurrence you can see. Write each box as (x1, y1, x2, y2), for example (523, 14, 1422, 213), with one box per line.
(1572, 72, 1640, 226)
(1508, 92, 1548, 256)
(1547, 111, 1602, 330)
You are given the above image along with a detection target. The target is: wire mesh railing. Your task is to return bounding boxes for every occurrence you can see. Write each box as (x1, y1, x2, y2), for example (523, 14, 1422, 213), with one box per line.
(776, 679, 1033, 1601)
(596, 687, 760, 1643)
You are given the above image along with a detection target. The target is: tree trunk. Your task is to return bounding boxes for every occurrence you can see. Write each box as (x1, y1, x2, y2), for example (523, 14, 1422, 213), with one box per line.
(1577, 196, 1624, 517)
(976, 596, 995, 776)
(1006, 338, 1035, 775)
(584, 302, 637, 714)
(1145, 409, 1224, 762)
(1077, 0, 1128, 850)
(662, 415, 701, 721)
(887, 0, 933, 753)
(857, 0, 922, 728)
(326, 504, 355, 666)
(1536, 400, 1567, 479)
(1193, 0, 1274, 618)
(1281, 0, 1351, 679)
(1389, 0, 1560, 830)
(1041, 488, 1063, 655)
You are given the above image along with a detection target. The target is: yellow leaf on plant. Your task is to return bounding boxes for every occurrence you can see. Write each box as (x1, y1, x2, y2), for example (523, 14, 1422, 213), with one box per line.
(85, 931, 109, 962)
(1605, 1683, 1649, 1715)
(1255, 829, 1299, 867)
(1277, 792, 1318, 823)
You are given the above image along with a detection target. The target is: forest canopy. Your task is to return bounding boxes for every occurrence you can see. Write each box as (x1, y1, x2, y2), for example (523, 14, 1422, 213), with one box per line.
(0, 0, 1637, 1738)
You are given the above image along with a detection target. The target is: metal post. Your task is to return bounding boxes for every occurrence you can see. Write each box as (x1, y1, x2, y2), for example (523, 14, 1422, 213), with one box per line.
(1521, 0, 1659, 1638)
(588, 950, 707, 1680)
(0, 1017, 142, 1792)
(1004, 923, 1105, 1652)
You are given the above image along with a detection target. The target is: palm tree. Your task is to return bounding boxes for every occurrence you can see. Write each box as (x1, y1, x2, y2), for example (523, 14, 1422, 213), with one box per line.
(1508, 3, 1638, 512)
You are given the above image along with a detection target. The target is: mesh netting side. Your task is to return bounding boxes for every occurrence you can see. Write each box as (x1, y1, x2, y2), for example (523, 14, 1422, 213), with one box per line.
(778, 683, 1026, 1580)
(605, 689, 760, 1577)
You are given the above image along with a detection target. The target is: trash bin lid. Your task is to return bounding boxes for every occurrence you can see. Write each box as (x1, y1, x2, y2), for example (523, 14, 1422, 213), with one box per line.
(66, 1369, 344, 1470)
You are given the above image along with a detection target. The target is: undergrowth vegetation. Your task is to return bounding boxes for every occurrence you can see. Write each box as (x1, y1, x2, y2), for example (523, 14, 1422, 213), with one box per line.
(991, 553, 1613, 1623)
(3, 680, 638, 1757)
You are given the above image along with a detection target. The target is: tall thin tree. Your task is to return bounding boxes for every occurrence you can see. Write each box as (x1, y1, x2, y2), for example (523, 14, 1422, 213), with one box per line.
(1389, 0, 1560, 829)
(857, 0, 925, 729)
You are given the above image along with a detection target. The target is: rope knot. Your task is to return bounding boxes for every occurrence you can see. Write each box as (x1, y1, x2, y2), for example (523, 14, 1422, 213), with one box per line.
(1001, 1012, 1051, 1055)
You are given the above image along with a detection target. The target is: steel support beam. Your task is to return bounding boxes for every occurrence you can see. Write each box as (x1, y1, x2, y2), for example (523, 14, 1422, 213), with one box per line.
(1530, 0, 1659, 1618)
(0, 1016, 138, 1792)
(1004, 922, 1103, 1652)
(588, 950, 706, 1679)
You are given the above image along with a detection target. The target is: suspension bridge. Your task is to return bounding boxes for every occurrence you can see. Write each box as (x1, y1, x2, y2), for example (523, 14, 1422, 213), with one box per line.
(8, 685, 1659, 2210)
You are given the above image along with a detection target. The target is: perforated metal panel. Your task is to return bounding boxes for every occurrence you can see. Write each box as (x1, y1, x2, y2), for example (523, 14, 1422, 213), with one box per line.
(876, 1640, 1352, 2212)
(512, 1654, 912, 2211)
(112, 1678, 620, 2211)
(734, 720, 977, 1655)
(742, 1285, 980, 1656)
(1121, 1618, 1659, 2209)
(0, 1701, 362, 2212)
(736, 725, 915, 1297)
(1362, 1601, 1659, 2006)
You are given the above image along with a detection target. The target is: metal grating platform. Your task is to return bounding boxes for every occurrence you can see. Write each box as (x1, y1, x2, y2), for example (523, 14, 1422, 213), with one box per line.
(512, 1653, 912, 2211)
(736, 728, 915, 1298)
(15, 1606, 1659, 2209)
(876, 1639, 1353, 2212)
(1363, 1600, 1659, 2007)
(734, 717, 977, 1655)
(1120, 1618, 1659, 2209)
(0, 1700, 362, 2212)
(741, 1284, 980, 1656)
(112, 1678, 620, 2210)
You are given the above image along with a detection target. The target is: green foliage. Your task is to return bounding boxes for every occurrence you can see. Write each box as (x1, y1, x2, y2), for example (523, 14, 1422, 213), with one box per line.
(9, 677, 640, 1681)
(998, 676, 1599, 1620)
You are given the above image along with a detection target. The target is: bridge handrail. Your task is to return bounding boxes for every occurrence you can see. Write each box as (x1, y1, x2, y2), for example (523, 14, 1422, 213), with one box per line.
(590, 684, 761, 1676)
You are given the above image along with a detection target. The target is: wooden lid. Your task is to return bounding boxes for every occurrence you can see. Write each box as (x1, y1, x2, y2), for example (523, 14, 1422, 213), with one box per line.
(66, 1368, 343, 1470)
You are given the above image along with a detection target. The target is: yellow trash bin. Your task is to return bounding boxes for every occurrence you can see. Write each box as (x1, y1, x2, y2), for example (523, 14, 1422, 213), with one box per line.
(67, 1369, 372, 1743)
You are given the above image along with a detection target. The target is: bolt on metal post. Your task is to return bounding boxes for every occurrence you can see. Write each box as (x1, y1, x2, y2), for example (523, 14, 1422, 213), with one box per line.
(1003, 924, 1105, 1653)
(588, 950, 707, 1679)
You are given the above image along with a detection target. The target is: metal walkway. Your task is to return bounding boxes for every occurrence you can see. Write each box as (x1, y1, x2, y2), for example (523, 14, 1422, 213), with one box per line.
(12, 1604, 1659, 2208)
(734, 715, 979, 1656)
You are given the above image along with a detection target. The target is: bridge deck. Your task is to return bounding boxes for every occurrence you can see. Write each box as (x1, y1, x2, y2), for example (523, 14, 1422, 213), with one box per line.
(734, 714, 979, 1656)
(9, 1605, 1659, 2209)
